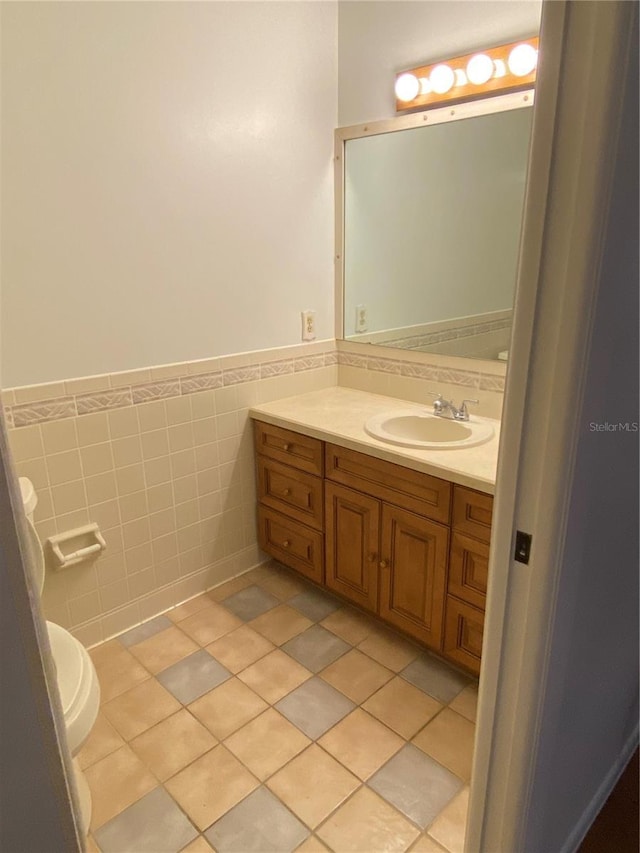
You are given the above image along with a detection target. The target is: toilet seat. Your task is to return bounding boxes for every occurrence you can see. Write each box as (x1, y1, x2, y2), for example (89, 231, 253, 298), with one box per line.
(46, 622, 100, 755)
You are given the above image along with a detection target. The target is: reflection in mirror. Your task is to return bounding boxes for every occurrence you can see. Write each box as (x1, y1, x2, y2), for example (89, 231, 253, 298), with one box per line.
(339, 94, 533, 361)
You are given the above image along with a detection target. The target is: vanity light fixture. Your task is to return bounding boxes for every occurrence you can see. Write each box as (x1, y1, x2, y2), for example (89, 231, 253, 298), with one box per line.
(394, 37, 539, 112)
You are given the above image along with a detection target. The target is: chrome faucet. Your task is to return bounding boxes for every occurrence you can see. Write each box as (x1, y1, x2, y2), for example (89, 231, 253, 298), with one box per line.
(430, 393, 479, 422)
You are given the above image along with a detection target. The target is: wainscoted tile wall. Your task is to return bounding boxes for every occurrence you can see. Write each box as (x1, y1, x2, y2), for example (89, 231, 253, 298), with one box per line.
(4, 339, 505, 647)
(336, 340, 506, 420)
(5, 341, 337, 647)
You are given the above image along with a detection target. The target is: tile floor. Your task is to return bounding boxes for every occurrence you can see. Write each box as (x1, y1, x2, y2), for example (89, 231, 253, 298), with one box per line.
(82, 561, 478, 853)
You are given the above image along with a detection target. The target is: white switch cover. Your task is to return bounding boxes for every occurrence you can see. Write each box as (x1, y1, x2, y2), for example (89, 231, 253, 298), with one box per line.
(301, 310, 316, 341)
(356, 304, 368, 333)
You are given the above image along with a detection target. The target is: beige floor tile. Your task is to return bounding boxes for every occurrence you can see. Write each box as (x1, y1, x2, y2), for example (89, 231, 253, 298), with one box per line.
(77, 712, 125, 770)
(358, 627, 419, 672)
(295, 837, 330, 852)
(317, 787, 419, 853)
(320, 607, 374, 646)
(129, 709, 217, 781)
(188, 678, 268, 740)
(85, 744, 157, 830)
(167, 593, 215, 623)
(427, 787, 469, 853)
(206, 624, 275, 673)
(267, 744, 360, 829)
(180, 837, 216, 853)
(410, 836, 449, 852)
(178, 603, 243, 646)
(128, 625, 199, 674)
(102, 677, 181, 741)
(224, 708, 310, 781)
(363, 676, 442, 739)
(256, 568, 308, 600)
(90, 640, 150, 703)
(165, 745, 259, 831)
(237, 649, 312, 704)
(318, 709, 404, 781)
(320, 648, 394, 703)
(448, 685, 478, 723)
(412, 709, 475, 781)
(248, 604, 313, 645)
(207, 572, 258, 602)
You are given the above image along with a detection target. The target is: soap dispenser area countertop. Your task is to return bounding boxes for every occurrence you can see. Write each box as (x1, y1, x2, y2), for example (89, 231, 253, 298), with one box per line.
(250, 386, 500, 495)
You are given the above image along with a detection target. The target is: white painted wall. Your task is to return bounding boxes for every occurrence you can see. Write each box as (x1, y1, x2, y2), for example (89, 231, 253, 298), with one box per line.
(343, 105, 532, 336)
(338, 1, 542, 126)
(0, 2, 337, 387)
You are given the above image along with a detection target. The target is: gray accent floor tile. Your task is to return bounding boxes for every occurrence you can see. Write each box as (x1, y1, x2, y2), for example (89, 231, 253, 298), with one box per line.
(118, 615, 173, 648)
(156, 649, 231, 704)
(400, 654, 470, 703)
(222, 585, 280, 621)
(204, 786, 309, 853)
(94, 787, 198, 853)
(281, 624, 350, 673)
(288, 588, 341, 622)
(275, 676, 355, 739)
(369, 744, 463, 829)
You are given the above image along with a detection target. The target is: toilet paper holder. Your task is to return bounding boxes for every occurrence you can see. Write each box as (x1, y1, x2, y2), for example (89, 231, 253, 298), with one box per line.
(48, 523, 107, 569)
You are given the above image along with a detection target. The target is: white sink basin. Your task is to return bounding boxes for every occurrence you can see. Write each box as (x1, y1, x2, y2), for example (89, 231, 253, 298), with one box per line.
(364, 409, 494, 450)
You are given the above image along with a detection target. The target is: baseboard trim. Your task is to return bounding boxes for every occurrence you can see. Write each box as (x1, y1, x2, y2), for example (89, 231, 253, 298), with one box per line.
(562, 725, 639, 853)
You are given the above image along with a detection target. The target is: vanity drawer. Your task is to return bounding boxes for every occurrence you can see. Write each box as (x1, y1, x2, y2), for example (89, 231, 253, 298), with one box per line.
(325, 443, 451, 524)
(257, 455, 323, 531)
(258, 506, 323, 584)
(448, 531, 489, 609)
(254, 421, 323, 477)
(452, 486, 493, 543)
(443, 596, 485, 676)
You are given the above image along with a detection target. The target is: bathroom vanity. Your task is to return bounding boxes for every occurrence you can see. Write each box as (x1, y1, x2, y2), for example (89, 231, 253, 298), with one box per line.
(250, 387, 499, 676)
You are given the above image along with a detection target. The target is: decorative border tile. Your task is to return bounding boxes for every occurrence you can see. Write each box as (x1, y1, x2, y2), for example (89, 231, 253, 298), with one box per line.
(180, 372, 224, 395)
(294, 354, 325, 372)
(12, 396, 77, 427)
(76, 389, 133, 415)
(131, 380, 181, 404)
(260, 360, 294, 379)
(479, 373, 506, 392)
(223, 365, 261, 386)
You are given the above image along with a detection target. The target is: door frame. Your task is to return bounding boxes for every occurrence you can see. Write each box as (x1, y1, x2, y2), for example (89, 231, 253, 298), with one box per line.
(467, 1, 638, 850)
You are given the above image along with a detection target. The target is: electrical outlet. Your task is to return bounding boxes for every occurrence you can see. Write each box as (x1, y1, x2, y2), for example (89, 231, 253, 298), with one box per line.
(356, 304, 368, 333)
(301, 310, 316, 341)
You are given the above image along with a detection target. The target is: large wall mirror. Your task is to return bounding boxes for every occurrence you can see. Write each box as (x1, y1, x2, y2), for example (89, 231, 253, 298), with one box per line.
(335, 92, 534, 362)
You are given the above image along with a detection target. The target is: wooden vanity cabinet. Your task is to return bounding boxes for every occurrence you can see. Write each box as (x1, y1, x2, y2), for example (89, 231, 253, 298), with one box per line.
(254, 419, 493, 675)
(443, 486, 493, 675)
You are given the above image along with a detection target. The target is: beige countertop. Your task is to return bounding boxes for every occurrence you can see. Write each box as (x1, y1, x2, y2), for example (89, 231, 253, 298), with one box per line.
(250, 386, 500, 494)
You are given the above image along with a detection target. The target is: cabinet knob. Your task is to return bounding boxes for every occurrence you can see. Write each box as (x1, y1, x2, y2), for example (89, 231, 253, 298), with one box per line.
(282, 540, 291, 548)
(283, 488, 291, 497)
(379, 559, 388, 569)
(283, 443, 291, 451)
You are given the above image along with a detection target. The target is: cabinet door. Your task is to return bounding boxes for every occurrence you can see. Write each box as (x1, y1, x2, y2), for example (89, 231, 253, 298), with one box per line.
(443, 596, 485, 676)
(379, 504, 448, 650)
(448, 531, 489, 609)
(325, 481, 380, 612)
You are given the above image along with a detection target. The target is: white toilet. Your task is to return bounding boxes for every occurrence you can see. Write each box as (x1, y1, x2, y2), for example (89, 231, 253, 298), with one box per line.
(19, 477, 100, 837)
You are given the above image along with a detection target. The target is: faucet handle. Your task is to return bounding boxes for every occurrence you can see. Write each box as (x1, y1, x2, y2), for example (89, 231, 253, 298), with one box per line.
(426, 390, 443, 399)
(459, 399, 479, 419)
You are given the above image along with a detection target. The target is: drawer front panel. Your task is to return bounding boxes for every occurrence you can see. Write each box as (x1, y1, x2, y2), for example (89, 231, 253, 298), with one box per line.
(448, 531, 489, 609)
(257, 506, 323, 583)
(452, 486, 493, 543)
(443, 596, 485, 676)
(325, 443, 451, 524)
(257, 456, 323, 531)
(254, 421, 323, 476)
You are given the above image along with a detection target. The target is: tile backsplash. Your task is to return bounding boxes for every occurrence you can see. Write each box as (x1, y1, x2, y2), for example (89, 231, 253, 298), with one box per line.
(4, 338, 505, 646)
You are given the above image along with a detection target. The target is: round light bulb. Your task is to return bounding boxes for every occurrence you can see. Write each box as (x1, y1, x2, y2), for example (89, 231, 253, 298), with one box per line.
(508, 43, 538, 77)
(466, 53, 494, 85)
(430, 64, 455, 95)
(395, 73, 420, 102)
